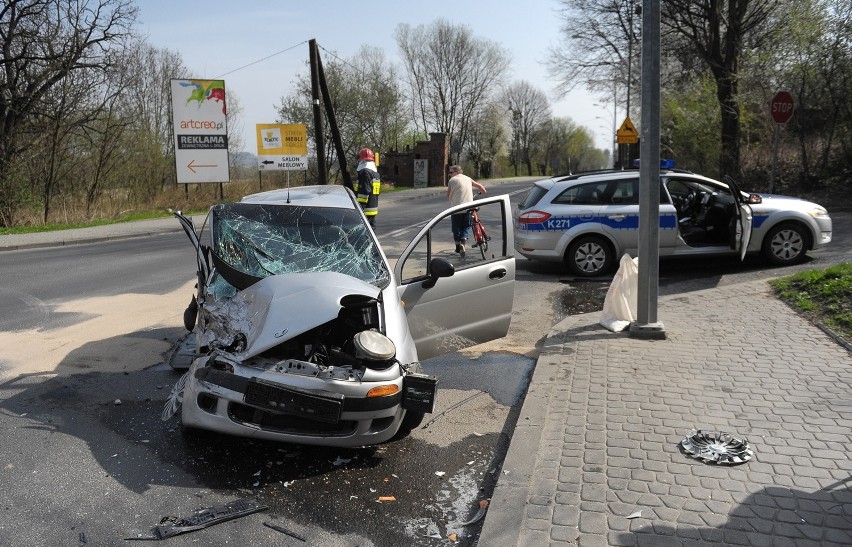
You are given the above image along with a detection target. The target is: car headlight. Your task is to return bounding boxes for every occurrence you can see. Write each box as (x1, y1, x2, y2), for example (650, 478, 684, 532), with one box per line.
(807, 207, 829, 218)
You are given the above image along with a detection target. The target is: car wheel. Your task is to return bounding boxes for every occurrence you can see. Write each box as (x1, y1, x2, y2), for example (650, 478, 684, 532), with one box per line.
(761, 222, 809, 265)
(389, 410, 425, 442)
(565, 235, 614, 277)
(180, 423, 207, 439)
(399, 409, 425, 432)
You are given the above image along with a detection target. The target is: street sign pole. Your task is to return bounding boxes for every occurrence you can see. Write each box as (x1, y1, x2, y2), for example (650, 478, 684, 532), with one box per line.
(630, 0, 665, 340)
(770, 124, 780, 194)
(768, 91, 794, 194)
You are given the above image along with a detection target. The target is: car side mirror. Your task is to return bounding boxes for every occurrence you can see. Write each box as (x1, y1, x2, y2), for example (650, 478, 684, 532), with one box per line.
(747, 193, 762, 204)
(421, 257, 455, 289)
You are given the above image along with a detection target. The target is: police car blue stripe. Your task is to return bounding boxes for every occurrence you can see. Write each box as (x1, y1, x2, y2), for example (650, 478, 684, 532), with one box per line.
(521, 214, 678, 232)
(752, 214, 769, 228)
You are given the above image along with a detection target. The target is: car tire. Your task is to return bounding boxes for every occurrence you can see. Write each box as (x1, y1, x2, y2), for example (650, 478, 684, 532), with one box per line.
(761, 222, 810, 265)
(565, 235, 614, 277)
(399, 409, 425, 432)
(180, 422, 214, 441)
(388, 410, 425, 442)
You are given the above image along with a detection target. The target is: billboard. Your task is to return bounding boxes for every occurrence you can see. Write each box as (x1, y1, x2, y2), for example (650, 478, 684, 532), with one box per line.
(170, 79, 230, 183)
(256, 124, 308, 171)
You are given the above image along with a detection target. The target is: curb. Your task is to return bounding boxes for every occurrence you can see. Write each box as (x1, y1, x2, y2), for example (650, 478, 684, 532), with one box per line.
(0, 179, 524, 252)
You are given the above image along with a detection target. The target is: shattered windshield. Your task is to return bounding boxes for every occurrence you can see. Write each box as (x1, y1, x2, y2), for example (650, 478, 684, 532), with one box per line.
(210, 203, 390, 287)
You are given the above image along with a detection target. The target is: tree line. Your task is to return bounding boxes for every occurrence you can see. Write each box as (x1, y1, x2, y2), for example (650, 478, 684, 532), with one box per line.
(551, 0, 852, 192)
(276, 21, 607, 186)
(1, 0, 849, 228)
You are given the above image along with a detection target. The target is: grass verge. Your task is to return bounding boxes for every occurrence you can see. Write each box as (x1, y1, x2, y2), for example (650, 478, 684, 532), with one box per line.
(769, 262, 852, 343)
(0, 209, 208, 236)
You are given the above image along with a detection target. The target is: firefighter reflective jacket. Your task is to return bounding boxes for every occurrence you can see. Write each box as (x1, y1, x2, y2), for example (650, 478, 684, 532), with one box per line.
(356, 167, 380, 217)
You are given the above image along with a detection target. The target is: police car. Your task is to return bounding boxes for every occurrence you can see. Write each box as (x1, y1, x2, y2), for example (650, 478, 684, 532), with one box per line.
(513, 167, 833, 277)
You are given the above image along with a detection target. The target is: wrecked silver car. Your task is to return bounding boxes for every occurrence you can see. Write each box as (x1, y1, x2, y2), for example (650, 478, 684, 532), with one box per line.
(165, 185, 515, 447)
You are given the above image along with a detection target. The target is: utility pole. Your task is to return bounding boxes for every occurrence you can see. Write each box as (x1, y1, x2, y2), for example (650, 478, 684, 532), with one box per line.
(625, 0, 635, 120)
(612, 82, 618, 168)
(629, 0, 665, 340)
(309, 39, 326, 184)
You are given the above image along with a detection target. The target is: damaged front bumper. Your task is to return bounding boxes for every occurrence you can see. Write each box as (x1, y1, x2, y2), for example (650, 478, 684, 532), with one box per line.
(181, 355, 414, 447)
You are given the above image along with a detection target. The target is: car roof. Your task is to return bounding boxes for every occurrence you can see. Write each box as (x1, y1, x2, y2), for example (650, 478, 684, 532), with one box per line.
(536, 168, 702, 189)
(240, 184, 356, 209)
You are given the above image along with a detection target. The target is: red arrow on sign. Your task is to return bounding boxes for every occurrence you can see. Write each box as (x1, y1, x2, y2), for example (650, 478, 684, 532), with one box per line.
(187, 159, 218, 173)
(770, 91, 794, 124)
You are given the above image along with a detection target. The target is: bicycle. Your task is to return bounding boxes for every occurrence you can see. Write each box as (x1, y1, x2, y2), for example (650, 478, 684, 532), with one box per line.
(469, 206, 491, 260)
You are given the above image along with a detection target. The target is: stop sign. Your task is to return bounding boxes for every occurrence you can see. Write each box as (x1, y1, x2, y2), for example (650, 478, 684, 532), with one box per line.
(770, 91, 794, 124)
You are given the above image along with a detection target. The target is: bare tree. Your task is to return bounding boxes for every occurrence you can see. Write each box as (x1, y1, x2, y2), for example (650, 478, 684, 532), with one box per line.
(277, 45, 408, 184)
(531, 117, 604, 175)
(125, 44, 188, 191)
(547, 0, 640, 111)
(550, 0, 785, 179)
(779, 0, 852, 186)
(347, 46, 409, 156)
(395, 19, 509, 165)
(501, 81, 552, 176)
(37, 65, 108, 221)
(465, 102, 507, 178)
(0, 0, 138, 226)
(532, 117, 573, 175)
(662, 0, 782, 178)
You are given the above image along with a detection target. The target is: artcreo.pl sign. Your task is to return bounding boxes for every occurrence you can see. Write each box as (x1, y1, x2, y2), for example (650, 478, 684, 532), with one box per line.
(170, 79, 230, 184)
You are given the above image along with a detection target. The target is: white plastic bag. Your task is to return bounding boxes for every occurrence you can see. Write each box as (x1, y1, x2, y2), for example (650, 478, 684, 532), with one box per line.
(599, 254, 638, 332)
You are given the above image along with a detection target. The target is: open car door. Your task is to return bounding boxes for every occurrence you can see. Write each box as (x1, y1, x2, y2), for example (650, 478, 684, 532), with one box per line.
(394, 195, 515, 360)
(725, 178, 753, 260)
(174, 211, 211, 285)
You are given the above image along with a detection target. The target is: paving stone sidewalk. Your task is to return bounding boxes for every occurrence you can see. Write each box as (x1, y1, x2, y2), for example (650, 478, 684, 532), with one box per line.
(480, 279, 852, 546)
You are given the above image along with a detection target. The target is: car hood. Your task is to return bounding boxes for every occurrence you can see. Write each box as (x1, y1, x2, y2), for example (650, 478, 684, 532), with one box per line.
(204, 271, 381, 360)
(755, 193, 807, 202)
(753, 193, 827, 212)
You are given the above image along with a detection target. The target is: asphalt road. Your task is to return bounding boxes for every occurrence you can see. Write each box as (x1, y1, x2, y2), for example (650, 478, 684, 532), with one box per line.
(0, 185, 848, 546)
(0, 181, 546, 546)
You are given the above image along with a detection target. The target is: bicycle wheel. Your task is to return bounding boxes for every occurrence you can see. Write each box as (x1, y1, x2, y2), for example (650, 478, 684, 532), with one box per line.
(474, 223, 488, 259)
(478, 237, 487, 259)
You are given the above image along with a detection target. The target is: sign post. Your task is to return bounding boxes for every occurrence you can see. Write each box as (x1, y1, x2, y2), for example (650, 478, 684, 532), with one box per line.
(769, 91, 794, 193)
(170, 79, 230, 188)
(256, 124, 308, 171)
(770, 91, 795, 125)
(616, 117, 639, 144)
(616, 117, 639, 169)
(256, 124, 308, 190)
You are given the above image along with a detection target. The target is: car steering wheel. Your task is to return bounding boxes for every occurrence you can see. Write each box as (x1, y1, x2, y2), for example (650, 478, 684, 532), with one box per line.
(688, 191, 704, 217)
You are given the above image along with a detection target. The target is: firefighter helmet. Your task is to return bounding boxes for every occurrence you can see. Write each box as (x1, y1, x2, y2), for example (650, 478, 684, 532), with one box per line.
(358, 148, 374, 161)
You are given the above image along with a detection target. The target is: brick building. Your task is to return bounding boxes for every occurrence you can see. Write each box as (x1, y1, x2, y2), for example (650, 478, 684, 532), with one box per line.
(377, 133, 448, 188)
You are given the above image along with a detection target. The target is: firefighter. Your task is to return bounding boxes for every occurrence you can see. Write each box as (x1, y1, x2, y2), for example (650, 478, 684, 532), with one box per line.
(356, 147, 380, 226)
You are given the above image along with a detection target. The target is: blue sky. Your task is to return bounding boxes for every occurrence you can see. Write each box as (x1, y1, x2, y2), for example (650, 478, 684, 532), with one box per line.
(137, 0, 613, 154)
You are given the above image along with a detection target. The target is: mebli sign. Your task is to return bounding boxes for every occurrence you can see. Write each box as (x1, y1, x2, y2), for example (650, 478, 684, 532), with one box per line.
(170, 79, 230, 184)
(256, 124, 308, 171)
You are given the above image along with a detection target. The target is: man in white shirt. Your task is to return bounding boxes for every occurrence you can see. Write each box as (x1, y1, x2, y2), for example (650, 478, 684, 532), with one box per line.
(446, 165, 486, 256)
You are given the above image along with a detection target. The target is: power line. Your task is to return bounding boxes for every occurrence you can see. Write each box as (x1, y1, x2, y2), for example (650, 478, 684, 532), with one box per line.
(214, 40, 309, 78)
(316, 43, 360, 73)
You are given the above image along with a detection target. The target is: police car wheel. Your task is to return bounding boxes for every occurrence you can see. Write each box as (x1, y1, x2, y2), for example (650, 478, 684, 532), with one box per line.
(761, 222, 809, 265)
(565, 235, 614, 277)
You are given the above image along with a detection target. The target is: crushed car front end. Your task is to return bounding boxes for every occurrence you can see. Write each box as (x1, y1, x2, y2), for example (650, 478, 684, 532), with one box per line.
(181, 347, 409, 447)
(181, 272, 423, 447)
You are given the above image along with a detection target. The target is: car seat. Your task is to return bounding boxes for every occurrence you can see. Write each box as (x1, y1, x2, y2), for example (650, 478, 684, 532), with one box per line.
(575, 187, 600, 204)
